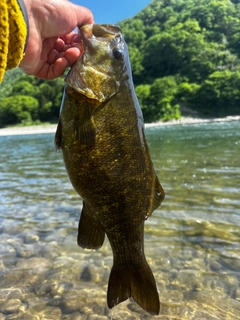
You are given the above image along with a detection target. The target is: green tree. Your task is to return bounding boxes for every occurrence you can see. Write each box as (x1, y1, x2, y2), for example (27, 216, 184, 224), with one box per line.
(0, 73, 64, 126)
(149, 76, 180, 121)
(136, 77, 181, 122)
(2, 0, 240, 125)
(12, 80, 40, 96)
(176, 82, 201, 105)
(135, 84, 154, 122)
(188, 70, 240, 116)
(0, 95, 39, 127)
(0, 68, 24, 101)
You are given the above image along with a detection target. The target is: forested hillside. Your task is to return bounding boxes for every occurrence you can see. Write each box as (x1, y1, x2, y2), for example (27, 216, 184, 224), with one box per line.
(0, 70, 64, 127)
(1, 0, 240, 127)
(119, 0, 240, 121)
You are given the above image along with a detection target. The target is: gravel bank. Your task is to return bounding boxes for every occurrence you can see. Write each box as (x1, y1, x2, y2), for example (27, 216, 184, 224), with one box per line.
(0, 115, 240, 136)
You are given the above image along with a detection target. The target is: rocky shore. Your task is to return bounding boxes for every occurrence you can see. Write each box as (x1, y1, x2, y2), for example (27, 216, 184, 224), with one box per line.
(0, 124, 57, 137)
(0, 115, 240, 136)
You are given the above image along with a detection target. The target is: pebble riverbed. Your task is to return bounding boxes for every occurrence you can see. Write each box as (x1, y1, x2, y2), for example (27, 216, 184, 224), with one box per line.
(1, 207, 240, 320)
(1, 122, 240, 319)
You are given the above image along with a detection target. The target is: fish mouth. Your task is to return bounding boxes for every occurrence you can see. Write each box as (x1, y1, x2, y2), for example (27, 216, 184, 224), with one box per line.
(79, 24, 121, 43)
(77, 24, 121, 60)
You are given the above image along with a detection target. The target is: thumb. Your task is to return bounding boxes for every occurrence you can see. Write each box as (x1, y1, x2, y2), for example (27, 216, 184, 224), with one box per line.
(71, 3, 94, 26)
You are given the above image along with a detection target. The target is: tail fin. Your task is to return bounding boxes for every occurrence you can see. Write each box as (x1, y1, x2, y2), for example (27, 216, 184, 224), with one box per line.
(107, 261, 160, 315)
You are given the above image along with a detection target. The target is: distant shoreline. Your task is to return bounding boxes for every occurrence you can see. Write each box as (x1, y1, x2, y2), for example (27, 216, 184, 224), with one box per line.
(0, 115, 240, 137)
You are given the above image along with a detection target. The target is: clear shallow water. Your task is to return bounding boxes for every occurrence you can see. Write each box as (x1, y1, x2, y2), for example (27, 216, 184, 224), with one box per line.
(0, 121, 240, 319)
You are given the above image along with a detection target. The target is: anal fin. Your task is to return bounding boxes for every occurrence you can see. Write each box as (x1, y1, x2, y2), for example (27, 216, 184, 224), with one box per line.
(152, 173, 165, 212)
(146, 174, 165, 219)
(78, 202, 105, 249)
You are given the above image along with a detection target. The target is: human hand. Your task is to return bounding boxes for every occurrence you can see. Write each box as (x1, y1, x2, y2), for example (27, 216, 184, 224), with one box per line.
(19, 0, 94, 80)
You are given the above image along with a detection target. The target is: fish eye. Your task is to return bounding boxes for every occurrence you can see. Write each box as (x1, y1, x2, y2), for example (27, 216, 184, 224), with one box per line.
(113, 48, 122, 60)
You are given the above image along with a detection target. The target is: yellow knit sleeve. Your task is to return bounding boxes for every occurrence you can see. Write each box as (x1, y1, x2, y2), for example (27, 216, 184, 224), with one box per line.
(0, 0, 27, 82)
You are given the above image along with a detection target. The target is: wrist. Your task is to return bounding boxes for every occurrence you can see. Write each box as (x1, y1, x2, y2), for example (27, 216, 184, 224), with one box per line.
(17, 0, 29, 50)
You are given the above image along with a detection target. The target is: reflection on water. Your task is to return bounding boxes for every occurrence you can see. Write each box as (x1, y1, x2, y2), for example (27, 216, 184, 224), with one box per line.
(0, 121, 240, 319)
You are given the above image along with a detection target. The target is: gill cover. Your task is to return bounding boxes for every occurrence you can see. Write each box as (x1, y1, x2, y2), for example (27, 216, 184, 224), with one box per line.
(65, 65, 118, 102)
(65, 24, 123, 102)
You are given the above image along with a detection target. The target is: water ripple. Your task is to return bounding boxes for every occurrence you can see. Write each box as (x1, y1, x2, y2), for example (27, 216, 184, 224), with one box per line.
(0, 122, 240, 319)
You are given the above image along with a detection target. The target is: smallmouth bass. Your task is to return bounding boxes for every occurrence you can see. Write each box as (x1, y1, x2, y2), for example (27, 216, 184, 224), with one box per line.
(55, 24, 165, 315)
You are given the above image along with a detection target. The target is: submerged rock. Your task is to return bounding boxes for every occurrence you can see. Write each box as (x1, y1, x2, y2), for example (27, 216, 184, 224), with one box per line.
(24, 234, 40, 244)
(0, 299, 22, 314)
(25, 305, 62, 320)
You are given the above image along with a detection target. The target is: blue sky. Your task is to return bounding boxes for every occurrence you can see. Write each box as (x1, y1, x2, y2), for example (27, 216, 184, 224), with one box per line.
(73, 0, 152, 24)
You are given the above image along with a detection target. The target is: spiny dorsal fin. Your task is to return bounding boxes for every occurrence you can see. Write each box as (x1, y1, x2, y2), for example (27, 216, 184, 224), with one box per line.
(55, 119, 62, 150)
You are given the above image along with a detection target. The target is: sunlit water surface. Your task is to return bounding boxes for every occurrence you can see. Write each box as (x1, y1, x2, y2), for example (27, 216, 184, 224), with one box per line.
(0, 121, 240, 319)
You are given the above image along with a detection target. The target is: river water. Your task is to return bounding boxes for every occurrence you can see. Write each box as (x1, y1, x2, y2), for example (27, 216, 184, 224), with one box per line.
(0, 121, 240, 319)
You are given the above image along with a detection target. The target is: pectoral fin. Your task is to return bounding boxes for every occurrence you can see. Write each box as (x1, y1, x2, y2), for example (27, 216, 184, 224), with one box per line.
(73, 104, 97, 146)
(74, 116, 96, 146)
(78, 202, 105, 249)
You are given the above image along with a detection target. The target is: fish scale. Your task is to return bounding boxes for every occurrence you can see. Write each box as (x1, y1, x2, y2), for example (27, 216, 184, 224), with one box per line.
(55, 23, 165, 315)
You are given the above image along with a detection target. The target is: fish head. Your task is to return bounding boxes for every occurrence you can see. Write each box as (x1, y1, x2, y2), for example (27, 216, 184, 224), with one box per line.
(65, 24, 129, 102)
